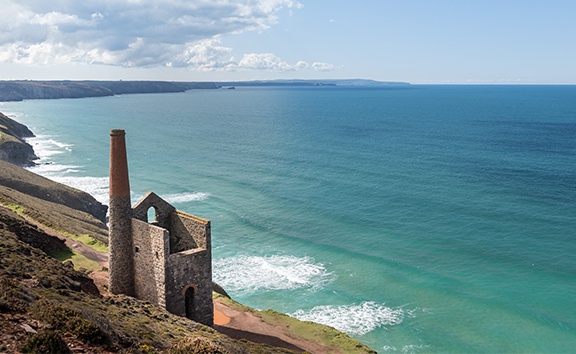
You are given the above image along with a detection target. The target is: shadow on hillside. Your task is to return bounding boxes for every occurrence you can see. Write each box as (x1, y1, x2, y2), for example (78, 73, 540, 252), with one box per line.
(214, 325, 305, 353)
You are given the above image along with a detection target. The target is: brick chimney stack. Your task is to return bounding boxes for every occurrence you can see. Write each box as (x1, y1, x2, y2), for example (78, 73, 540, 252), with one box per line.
(108, 129, 135, 295)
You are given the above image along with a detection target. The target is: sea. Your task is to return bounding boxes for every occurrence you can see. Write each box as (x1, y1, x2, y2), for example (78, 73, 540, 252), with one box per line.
(1, 84, 575, 353)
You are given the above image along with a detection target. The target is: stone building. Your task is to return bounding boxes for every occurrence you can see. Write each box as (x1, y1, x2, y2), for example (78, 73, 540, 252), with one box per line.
(108, 129, 213, 326)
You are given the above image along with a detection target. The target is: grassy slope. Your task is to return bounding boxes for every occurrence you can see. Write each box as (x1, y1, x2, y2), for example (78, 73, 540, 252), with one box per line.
(0, 207, 298, 353)
(0, 159, 108, 223)
(0, 190, 377, 353)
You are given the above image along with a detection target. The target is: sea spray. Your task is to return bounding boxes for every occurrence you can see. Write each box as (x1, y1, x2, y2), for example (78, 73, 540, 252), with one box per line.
(290, 301, 404, 336)
(213, 255, 335, 295)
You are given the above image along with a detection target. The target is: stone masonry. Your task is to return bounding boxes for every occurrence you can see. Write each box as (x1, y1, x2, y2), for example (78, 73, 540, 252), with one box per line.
(108, 129, 213, 326)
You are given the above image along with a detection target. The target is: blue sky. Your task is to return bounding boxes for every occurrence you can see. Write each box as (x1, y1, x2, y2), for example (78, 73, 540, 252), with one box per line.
(0, 0, 574, 83)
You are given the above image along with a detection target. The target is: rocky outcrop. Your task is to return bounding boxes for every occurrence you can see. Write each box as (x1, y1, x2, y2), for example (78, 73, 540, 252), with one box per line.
(0, 112, 37, 166)
(0, 112, 34, 138)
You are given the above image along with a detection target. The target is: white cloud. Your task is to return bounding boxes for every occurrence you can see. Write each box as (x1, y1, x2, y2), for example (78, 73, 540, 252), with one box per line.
(0, 0, 337, 73)
(311, 62, 340, 71)
(226, 54, 338, 72)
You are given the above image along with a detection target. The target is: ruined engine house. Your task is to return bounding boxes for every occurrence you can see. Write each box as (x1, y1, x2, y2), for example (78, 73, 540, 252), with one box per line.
(108, 129, 213, 326)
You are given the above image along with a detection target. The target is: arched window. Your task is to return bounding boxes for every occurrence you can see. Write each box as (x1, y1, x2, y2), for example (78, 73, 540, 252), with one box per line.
(147, 206, 158, 224)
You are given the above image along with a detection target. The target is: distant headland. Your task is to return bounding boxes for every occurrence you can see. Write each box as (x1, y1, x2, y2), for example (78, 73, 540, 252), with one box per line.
(0, 79, 410, 102)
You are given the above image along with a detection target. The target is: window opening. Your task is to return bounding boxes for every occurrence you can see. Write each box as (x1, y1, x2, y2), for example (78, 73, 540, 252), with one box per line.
(185, 287, 195, 320)
(147, 206, 158, 224)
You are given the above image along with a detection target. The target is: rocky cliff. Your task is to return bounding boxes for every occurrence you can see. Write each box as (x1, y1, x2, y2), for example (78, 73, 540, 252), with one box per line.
(0, 113, 108, 222)
(0, 80, 219, 102)
(0, 112, 37, 166)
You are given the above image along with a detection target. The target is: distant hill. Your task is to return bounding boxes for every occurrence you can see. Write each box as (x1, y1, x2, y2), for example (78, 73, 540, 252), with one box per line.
(0, 79, 410, 102)
(0, 80, 219, 102)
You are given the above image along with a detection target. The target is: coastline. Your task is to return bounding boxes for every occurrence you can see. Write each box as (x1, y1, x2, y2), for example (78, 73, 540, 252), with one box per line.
(0, 110, 376, 353)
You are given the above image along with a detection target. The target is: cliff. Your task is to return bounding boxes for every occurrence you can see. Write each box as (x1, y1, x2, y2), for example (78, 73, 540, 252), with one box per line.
(0, 160, 108, 224)
(0, 81, 218, 102)
(0, 112, 37, 166)
(0, 113, 108, 222)
(0, 115, 376, 353)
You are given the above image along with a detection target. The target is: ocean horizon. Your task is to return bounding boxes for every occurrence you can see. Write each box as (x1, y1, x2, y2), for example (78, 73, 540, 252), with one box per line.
(2, 84, 575, 352)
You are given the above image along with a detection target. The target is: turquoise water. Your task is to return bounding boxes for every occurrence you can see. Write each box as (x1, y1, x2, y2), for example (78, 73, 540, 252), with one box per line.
(2, 85, 576, 352)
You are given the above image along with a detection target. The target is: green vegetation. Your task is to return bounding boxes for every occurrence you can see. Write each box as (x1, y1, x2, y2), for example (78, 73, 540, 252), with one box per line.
(0, 206, 301, 352)
(20, 330, 70, 354)
(214, 294, 377, 354)
(2, 200, 26, 215)
(32, 300, 108, 344)
(68, 233, 108, 252)
(51, 247, 100, 272)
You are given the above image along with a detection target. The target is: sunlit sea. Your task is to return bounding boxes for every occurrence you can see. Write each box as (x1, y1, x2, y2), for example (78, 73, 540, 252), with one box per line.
(2, 85, 576, 353)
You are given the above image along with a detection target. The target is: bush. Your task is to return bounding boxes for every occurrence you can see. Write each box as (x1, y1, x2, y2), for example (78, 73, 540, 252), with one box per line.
(32, 300, 108, 344)
(169, 337, 224, 354)
(20, 329, 70, 353)
(0, 276, 32, 313)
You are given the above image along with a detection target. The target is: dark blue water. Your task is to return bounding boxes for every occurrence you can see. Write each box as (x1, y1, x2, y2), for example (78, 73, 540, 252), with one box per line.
(2, 85, 575, 352)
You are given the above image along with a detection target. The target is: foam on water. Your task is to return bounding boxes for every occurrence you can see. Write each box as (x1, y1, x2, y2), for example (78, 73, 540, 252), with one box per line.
(46, 175, 110, 205)
(382, 344, 429, 353)
(23, 134, 110, 205)
(26, 135, 73, 162)
(163, 192, 210, 204)
(213, 255, 334, 295)
(290, 301, 404, 336)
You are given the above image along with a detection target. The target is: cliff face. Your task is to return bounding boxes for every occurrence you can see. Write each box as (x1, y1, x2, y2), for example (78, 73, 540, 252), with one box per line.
(0, 112, 37, 166)
(0, 113, 108, 222)
(0, 80, 200, 101)
(0, 81, 113, 102)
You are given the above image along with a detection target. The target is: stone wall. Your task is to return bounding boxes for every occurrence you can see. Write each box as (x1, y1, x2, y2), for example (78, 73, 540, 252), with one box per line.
(170, 211, 210, 252)
(165, 249, 213, 326)
(132, 218, 169, 307)
(165, 211, 213, 326)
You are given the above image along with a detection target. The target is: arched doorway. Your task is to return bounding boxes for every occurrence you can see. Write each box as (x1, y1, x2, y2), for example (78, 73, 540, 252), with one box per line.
(185, 286, 195, 320)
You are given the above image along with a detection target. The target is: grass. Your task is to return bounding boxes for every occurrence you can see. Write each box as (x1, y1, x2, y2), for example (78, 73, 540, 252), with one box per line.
(51, 248, 100, 273)
(65, 233, 108, 252)
(213, 294, 376, 354)
(3, 202, 26, 215)
(0, 200, 108, 252)
(1, 200, 102, 273)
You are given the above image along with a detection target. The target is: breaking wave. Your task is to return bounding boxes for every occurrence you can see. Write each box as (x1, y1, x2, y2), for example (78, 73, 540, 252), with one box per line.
(163, 192, 210, 204)
(290, 301, 404, 336)
(24, 135, 110, 205)
(213, 255, 335, 295)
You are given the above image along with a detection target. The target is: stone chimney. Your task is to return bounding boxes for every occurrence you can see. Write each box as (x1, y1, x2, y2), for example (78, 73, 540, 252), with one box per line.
(108, 129, 135, 295)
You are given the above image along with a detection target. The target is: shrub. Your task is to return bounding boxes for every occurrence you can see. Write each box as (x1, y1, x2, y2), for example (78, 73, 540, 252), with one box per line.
(20, 329, 70, 353)
(0, 276, 31, 313)
(32, 300, 108, 344)
(169, 337, 224, 354)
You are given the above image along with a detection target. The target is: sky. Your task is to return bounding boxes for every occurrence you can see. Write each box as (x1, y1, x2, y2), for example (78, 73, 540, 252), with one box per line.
(0, 0, 575, 84)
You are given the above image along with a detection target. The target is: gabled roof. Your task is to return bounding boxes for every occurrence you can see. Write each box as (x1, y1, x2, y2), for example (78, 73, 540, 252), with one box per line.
(132, 192, 176, 225)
